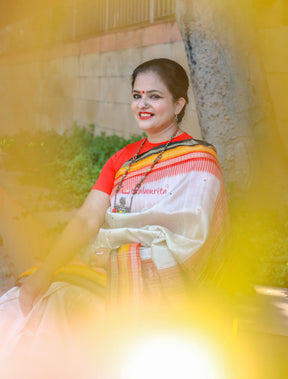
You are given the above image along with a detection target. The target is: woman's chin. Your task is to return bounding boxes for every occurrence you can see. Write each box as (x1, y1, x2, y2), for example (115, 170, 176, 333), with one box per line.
(137, 122, 155, 133)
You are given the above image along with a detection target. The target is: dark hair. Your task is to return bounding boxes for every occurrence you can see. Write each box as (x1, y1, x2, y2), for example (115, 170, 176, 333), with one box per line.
(131, 58, 189, 123)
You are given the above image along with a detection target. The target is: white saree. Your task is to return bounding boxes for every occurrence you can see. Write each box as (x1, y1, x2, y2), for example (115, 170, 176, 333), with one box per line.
(0, 138, 229, 364)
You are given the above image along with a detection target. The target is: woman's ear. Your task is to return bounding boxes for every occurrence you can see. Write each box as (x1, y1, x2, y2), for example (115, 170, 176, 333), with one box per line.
(175, 97, 186, 115)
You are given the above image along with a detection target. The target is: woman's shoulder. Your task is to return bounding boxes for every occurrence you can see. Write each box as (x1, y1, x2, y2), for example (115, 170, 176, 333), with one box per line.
(108, 138, 146, 166)
(114, 138, 146, 158)
(175, 132, 217, 153)
(190, 137, 217, 152)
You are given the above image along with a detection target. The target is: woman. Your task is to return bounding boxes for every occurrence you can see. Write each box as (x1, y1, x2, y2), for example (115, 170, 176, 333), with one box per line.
(0, 58, 229, 356)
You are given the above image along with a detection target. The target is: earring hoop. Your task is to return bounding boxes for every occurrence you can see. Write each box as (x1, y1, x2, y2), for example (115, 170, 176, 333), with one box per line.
(175, 114, 179, 122)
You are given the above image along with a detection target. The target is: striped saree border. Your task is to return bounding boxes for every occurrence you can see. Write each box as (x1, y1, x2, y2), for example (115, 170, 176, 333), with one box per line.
(128, 138, 216, 164)
(113, 151, 223, 194)
(108, 243, 143, 307)
(115, 140, 218, 180)
(16, 264, 107, 295)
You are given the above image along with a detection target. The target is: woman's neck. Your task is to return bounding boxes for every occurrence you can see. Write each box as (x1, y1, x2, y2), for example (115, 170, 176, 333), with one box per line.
(146, 123, 181, 144)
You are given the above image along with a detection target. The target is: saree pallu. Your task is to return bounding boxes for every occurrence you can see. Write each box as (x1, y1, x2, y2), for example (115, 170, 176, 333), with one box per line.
(83, 138, 230, 308)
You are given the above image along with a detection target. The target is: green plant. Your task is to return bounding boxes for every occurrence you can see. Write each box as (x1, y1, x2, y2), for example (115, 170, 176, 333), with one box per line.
(1, 123, 144, 208)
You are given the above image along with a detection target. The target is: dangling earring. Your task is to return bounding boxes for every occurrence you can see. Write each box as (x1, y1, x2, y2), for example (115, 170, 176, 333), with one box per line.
(175, 114, 179, 123)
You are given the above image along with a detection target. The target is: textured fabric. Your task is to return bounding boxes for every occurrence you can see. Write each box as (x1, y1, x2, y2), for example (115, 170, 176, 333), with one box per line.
(0, 136, 229, 357)
(17, 263, 107, 296)
(92, 132, 192, 194)
(0, 282, 106, 359)
(0, 264, 107, 357)
(85, 138, 230, 308)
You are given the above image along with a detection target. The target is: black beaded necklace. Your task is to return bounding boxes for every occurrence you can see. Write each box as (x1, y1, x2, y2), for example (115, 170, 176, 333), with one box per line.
(112, 127, 179, 213)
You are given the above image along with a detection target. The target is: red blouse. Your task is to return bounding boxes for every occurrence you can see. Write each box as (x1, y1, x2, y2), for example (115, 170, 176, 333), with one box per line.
(92, 132, 192, 195)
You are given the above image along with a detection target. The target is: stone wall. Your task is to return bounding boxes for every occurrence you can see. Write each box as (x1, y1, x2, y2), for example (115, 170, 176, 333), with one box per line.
(0, 22, 201, 139)
(176, 0, 288, 189)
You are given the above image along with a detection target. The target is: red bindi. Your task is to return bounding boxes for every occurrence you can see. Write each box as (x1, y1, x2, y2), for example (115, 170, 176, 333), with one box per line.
(142, 91, 145, 94)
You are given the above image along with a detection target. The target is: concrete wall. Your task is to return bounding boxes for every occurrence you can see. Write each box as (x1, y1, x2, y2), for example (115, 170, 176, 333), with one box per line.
(0, 22, 201, 139)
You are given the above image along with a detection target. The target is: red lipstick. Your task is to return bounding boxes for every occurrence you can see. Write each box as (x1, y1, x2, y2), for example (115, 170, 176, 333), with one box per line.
(139, 112, 154, 120)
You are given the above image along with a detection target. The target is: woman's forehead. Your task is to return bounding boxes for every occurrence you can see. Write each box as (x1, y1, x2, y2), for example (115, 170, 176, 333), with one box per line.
(133, 71, 169, 92)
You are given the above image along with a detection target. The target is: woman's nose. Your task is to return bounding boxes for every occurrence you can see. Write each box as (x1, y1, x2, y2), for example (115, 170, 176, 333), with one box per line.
(139, 97, 149, 108)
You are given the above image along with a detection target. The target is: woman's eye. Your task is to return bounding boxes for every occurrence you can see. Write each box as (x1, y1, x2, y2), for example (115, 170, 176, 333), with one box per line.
(133, 94, 141, 99)
(150, 94, 161, 99)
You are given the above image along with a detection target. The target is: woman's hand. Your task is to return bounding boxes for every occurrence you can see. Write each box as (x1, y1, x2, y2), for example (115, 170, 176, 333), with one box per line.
(89, 248, 111, 269)
(19, 269, 53, 316)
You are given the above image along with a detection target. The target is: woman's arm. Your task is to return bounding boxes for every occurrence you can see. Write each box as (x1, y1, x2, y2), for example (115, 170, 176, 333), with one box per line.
(19, 189, 110, 315)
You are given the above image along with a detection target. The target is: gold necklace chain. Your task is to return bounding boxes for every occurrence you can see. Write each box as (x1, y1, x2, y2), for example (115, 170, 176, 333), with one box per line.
(112, 127, 179, 213)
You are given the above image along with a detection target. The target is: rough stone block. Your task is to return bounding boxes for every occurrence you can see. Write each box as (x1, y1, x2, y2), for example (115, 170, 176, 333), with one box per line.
(95, 102, 116, 132)
(73, 100, 99, 125)
(61, 77, 72, 98)
(142, 23, 182, 47)
(100, 34, 116, 53)
(49, 58, 64, 75)
(68, 78, 81, 99)
(98, 77, 112, 103)
(117, 48, 143, 76)
(142, 43, 174, 62)
(115, 103, 138, 135)
(267, 73, 288, 121)
(116, 77, 132, 103)
(94, 102, 133, 135)
(170, 42, 190, 71)
(80, 36, 100, 55)
(60, 98, 74, 120)
(99, 51, 121, 76)
(116, 29, 142, 50)
(80, 53, 101, 77)
(84, 101, 99, 125)
(99, 77, 131, 103)
(63, 56, 79, 77)
(80, 78, 100, 101)
(73, 100, 85, 124)
(181, 108, 201, 139)
(258, 26, 288, 73)
(168, 22, 183, 42)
